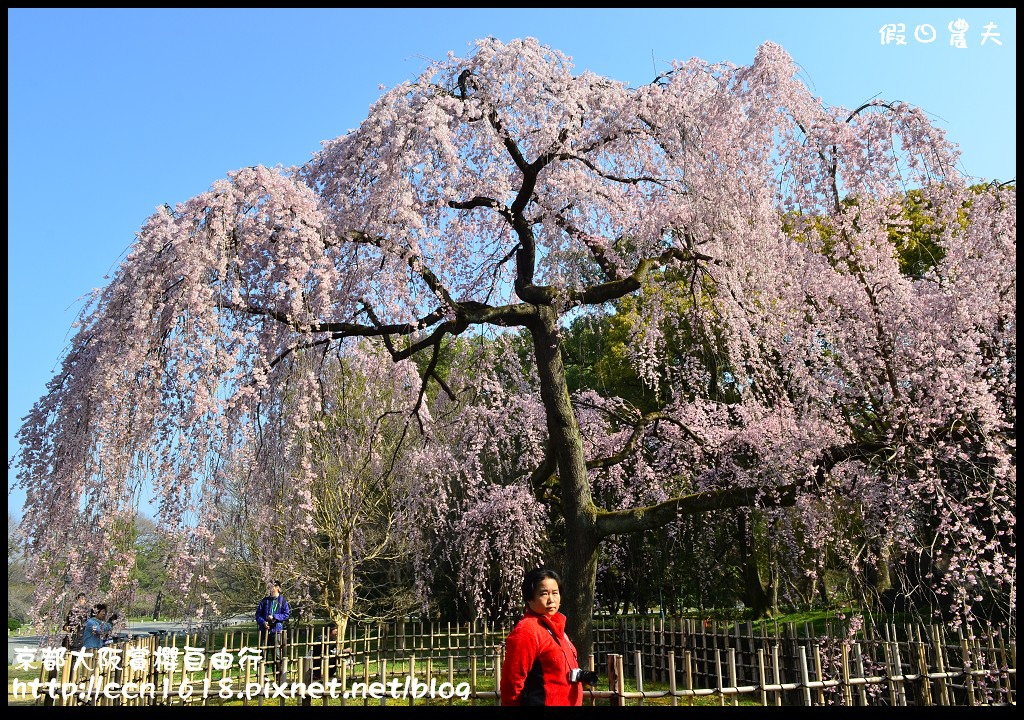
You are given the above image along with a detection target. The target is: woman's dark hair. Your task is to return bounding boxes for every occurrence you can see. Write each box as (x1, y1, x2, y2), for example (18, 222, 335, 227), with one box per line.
(522, 567, 561, 603)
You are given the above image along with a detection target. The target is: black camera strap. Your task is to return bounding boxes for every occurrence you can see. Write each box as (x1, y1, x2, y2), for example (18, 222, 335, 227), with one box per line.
(539, 620, 579, 670)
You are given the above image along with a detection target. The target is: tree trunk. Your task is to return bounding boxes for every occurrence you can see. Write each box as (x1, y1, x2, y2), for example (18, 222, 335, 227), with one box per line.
(768, 544, 780, 616)
(737, 511, 771, 617)
(321, 536, 356, 653)
(529, 307, 600, 660)
(864, 542, 892, 610)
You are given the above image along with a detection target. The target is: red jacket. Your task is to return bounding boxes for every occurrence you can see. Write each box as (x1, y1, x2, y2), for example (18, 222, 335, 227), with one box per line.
(500, 610, 584, 706)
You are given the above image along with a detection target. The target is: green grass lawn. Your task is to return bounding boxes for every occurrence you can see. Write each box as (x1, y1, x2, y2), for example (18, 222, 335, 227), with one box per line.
(8, 664, 38, 706)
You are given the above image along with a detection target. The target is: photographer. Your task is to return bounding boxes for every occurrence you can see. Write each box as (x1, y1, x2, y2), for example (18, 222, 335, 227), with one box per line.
(499, 567, 597, 706)
(82, 604, 117, 650)
(62, 593, 90, 650)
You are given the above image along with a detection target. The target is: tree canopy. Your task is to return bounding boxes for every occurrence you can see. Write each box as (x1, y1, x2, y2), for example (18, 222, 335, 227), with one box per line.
(12, 38, 1014, 656)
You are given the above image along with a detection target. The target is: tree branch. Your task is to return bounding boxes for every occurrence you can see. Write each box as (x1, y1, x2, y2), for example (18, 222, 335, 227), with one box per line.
(586, 411, 703, 471)
(595, 440, 886, 537)
(347, 230, 457, 310)
(596, 484, 798, 537)
(569, 246, 715, 307)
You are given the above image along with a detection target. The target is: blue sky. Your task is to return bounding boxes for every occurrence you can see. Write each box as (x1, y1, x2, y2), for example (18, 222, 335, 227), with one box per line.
(7, 8, 1017, 521)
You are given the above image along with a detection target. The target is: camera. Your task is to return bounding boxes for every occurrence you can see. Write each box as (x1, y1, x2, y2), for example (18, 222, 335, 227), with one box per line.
(568, 668, 600, 685)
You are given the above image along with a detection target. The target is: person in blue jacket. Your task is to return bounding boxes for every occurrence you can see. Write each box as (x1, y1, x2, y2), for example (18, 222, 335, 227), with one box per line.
(256, 580, 291, 669)
(83, 604, 117, 650)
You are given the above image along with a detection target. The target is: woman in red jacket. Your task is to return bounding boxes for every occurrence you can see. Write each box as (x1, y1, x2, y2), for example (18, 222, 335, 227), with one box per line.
(500, 567, 590, 706)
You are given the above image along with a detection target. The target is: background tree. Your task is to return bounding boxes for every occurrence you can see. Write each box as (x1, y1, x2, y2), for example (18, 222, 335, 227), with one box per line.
(125, 515, 170, 619)
(12, 38, 1014, 659)
(8, 513, 33, 627)
(244, 343, 428, 639)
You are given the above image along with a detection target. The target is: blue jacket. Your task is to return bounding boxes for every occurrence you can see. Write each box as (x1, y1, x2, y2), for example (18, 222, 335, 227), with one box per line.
(83, 617, 112, 650)
(256, 593, 291, 633)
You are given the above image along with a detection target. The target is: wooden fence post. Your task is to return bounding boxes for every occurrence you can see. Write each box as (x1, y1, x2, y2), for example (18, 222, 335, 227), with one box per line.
(797, 645, 812, 706)
(996, 632, 1013, 705)
(278, 654, 288, 707)
(668, 651, 678, 706)
(757, 647, 768, 706)
(41, 665, 58, 706)
(714, 647, 724, 706)
(635, 649, 644, 706)
(256, 660, 265, 707)
(408, 654, 416, 707)
(916, 641, 933, 706)
(684, 649, 694, 706)
(882, 641, 897, 707)
(960, 637, 976, 706)
(494, 648, 501, 706)
(728, 647, 739, 706)
(852, 641, 868, 706)
(470, 656, 477, 707)
(930, 625, 949, 706)
(772, 643, 783, 706)
(338, 645, 347, 707)
(607, 653, 622, 706)
(299, 656, 311, 707)
(841, 643, 852, 706)
(812, 642, 825, 705)
(586, 653, 597, 707)
(891, 638, 907, 707)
